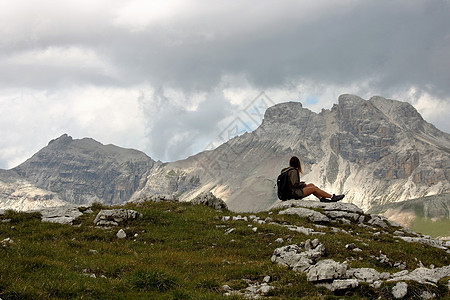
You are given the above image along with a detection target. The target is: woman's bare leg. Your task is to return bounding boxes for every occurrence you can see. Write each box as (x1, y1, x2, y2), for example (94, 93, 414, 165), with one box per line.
(302, 184, 332, 199)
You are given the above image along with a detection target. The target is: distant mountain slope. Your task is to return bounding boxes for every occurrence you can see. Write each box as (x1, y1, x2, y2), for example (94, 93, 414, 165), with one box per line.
(144, 94, 450, 212)
(368, 193, 450, 238)
(1, 94, 449, 213)
(0, 169, 67, 211)
(11, 134, 157, 205)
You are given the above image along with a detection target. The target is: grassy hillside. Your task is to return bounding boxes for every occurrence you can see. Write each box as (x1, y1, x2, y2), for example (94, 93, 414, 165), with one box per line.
(0, 201, 449, 299)
(368, 194, 450, 239)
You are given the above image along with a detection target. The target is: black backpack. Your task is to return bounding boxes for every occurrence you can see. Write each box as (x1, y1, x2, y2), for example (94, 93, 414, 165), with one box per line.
(277, 168, 297, 201)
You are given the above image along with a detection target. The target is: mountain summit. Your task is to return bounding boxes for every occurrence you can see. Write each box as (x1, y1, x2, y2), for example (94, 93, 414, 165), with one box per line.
(3, 134, 156, 209)
(0, 95, 449, 212)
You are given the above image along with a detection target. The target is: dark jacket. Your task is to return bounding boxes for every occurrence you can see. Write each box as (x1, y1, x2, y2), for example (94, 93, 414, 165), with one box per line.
(280, 167, 305, 199)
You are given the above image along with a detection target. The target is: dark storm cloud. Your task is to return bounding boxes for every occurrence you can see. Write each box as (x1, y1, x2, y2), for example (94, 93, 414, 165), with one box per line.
(1, 1, 449, 95)
(104, 0, 450, 97)
(0, 0, 450, 96)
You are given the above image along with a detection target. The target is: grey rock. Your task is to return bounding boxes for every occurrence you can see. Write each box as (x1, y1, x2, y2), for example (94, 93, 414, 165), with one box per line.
(394, 262, 407, 270)
(322, 210, 361, 222)
(222, 285, 232, 292)
(285, 225, 319, 235)
(257, 284, 273, 294)
(271, 244, 305, 267)
(35, 205, 83, 224)
(420, 291, 436, 299)
(191, 192, 228, 210)
(345, 243, 356, 250)
(396, 236, 448, 250)
(358, 215, 365, 223)
(225, 281, 274, 299)
(279, 207, 330, 222)
(368, 215, 388, 228)
(337, 218, 351, 225)
(224, 228, 235, 235)
(388, 266, 450, 284)
(94, 209, 142, 227)
(370, 280, 383, 289)
(116, 229, 127, 239)
(310, 238, 320, 249)
(271, 200, 363, 214)
(392, 282, 408, 299)
(128, 194, 178, 204)
(306, 259, 348, 282)
(328, 279, 359, 292)
(271, 241, 325, 272)
(1, 238, 14, 247)
(347, 268, 381, 283)
(232, 215, 248, 221)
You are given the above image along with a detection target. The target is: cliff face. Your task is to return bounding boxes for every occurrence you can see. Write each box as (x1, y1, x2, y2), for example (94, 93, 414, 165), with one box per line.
(10, 134, 156, 206)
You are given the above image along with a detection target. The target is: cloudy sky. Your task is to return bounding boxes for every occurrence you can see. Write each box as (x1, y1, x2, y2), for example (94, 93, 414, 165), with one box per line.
(1, 0, 449, 169)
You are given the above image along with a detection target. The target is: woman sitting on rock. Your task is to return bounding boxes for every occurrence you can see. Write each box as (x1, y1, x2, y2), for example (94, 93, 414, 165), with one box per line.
(280, 156, 345, 202)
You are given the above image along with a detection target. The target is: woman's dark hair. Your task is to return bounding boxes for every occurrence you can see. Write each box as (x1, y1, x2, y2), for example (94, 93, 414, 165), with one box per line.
(289, 156, 302, 173)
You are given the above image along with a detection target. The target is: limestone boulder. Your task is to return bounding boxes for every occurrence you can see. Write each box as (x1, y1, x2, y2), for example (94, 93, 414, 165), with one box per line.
(94, 209, 142, 227)
(306, 259, 348, 282)
(279, 207, 330, 222)
(35, 205, 84, 224)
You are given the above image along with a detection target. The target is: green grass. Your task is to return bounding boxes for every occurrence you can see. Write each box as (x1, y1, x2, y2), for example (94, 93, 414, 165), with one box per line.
(0, 201, 449, 299)
(409, 217, 450, 238)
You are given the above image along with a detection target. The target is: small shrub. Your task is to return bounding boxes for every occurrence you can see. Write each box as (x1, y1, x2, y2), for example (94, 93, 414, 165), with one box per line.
(194, 277, 220, 292)
(90, 202, 107, 211)
(127, 270, 177, 292)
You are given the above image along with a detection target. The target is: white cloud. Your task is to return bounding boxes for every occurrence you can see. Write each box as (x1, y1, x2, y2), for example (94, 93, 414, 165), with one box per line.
(393, 87, 450, 133)
(112, 0, 192, 31)
(0, 86, 147, 169)
(6, 46, 116, 76)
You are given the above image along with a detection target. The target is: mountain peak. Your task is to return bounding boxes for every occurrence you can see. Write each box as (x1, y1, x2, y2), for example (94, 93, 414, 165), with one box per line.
(48, 133, 73, 146)
(12, 135, 156, 205)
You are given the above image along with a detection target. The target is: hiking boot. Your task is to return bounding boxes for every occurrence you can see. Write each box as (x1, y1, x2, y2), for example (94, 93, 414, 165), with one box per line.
(330, 194, 345, 202)
(320, 194, 345, 202)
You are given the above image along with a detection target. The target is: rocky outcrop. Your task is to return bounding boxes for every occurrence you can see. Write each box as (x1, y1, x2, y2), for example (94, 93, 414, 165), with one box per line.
(268, 200, 450, 296)
(34, 205, 85, 224)
(191, 192, 228, 210)
(128, 194, 179, 204)
(272, 239, 450, 295)
(93, 209, 142, 227)
(278, 207, 330, 222)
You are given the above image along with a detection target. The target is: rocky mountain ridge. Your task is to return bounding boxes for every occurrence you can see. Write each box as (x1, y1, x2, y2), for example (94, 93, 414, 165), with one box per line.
(0, 95, 449, 215)
(1, 134, 157, 210)
(156, 94, 450, 212)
